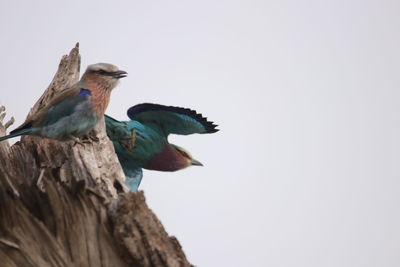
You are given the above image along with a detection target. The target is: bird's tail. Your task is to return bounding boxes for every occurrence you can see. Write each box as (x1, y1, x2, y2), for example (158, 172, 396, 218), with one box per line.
(0, 129, 32, 142)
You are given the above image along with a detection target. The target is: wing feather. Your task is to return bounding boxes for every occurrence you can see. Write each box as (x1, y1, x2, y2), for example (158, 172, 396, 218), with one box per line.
(12, 86, 89, 133)
(127, 103, 218, 136)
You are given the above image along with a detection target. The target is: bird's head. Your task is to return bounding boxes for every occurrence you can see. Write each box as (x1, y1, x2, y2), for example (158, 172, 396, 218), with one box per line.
(172, 144, 203, 169)
(82, 63, 127, 89)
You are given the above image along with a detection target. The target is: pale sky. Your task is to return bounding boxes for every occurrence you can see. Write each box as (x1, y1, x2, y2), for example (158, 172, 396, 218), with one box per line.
(1, 1, 400, 266)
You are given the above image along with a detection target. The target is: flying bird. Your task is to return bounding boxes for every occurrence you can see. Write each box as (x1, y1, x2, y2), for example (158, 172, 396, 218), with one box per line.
(0, 63, 127, 143)
(105, 103, 219, 191)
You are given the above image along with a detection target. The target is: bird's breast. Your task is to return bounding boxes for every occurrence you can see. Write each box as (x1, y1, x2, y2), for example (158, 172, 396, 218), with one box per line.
(144, 145, 187, 171)
(87, 81, 112, 115)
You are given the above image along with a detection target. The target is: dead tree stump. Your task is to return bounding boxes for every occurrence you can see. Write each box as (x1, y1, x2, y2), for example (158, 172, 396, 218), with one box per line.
(0, 44, 192, 267)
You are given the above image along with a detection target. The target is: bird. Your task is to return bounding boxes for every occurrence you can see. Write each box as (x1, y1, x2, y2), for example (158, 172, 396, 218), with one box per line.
(0, 63, 127, 143)
(105, 103, 219, 191)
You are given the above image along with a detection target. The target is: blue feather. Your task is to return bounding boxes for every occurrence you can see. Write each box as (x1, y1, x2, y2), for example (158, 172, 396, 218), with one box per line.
(127, 103, 219, 136)
(124, 167, 143, 192)
(105, 104, 219, 192)
(78, 88, 91, 96)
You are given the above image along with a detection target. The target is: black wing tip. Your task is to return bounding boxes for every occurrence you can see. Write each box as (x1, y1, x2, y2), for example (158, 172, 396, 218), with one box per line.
(128, 103, 220, 133)
(202, 120, 219, 134)
(207, 125, 220, 133)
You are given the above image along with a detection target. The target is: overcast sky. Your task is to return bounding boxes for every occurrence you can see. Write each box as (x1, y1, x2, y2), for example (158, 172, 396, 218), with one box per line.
(1, 1, 400, 266)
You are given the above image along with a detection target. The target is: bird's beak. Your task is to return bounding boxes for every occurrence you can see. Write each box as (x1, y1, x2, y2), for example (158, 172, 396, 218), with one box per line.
(112, 70, 128, 79)
(191, 158, 203, 166)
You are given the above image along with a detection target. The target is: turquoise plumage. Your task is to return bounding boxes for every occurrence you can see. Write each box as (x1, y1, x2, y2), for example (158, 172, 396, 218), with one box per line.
(105, 103, 219, 191)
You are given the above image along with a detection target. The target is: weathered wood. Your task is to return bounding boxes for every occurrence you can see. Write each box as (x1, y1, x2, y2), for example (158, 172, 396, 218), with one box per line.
(0, 45, 192, 267)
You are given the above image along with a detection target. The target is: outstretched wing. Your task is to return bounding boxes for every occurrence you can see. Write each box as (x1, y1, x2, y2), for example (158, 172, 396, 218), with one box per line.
(127, 103, 219, 137)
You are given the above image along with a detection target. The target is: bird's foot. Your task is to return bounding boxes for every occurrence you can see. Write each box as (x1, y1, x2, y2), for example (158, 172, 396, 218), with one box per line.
(121, 130, 136, 152)
(81, 130, 99, 143)
(89, 135, 99, 142)
(128, 129, 137, 147)
(68, 135, 90, 146)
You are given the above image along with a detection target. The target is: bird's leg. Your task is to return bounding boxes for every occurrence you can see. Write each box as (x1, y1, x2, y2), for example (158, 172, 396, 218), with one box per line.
(68, 135, 87, 146)
(121, 129, 136, 152)
(81, 130, 99, 143)
(88, 134, 99, 142)
(128, 129, 137, 148)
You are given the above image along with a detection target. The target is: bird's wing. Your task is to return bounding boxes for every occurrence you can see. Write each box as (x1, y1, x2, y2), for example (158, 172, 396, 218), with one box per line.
(11, 86, 90, 134)
(127, 103, 218, 137)
(105, 114, 144, 154)
(38, 87, 91, 126)
(124, 167, 143, 192)
(105, 114, 128, 141)
(105, 114, 165, 166)
(105, 116, 144, 191)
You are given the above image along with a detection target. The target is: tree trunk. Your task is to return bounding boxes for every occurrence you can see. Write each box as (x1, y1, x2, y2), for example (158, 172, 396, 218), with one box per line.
(0, 44, 192, 267)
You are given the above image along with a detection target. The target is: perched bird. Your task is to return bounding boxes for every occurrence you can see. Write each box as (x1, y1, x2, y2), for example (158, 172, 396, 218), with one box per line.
(0, 63, 127, 143)
(105, 103, 219, 191)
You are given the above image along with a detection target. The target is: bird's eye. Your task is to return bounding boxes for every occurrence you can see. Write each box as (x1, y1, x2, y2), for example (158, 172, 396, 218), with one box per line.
(97, 70, 106, 75)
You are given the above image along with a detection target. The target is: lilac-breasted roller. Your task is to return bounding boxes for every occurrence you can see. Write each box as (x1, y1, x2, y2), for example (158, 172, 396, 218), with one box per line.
(105, 103, 219, 191)
(0, 63, 127, 143)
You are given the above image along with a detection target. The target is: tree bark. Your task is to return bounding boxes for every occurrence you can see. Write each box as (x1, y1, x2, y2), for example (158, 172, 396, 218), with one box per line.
(0, 44, 192, 267)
